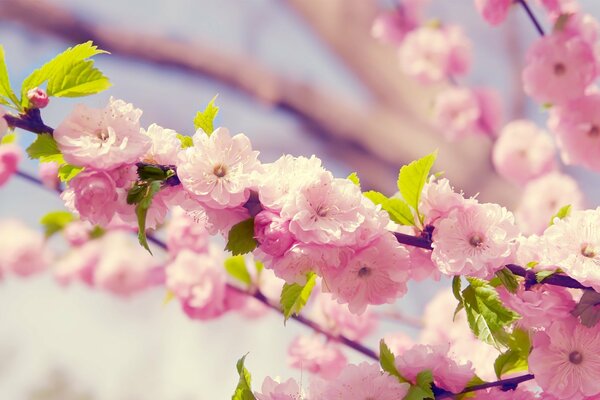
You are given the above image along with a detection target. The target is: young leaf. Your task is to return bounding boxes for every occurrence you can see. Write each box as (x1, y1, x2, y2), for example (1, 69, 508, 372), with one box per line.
(176, 133, 194, 148)
(385, 198, 416, 226)
(224, 256, 252, 286)
(571, 289, 600, 327)
(232, 354, 256, 400)
(280, 273, 317, 323)
(379, 340, 405, 382)
(397, 150, 437, 221)
(347, 172, 360, 187)
(363, 190, 387, 206)
(404, 370, 434, 400)
(0, 46, 19, 107)
(26, 134, 64, 163)
(135, 181, 162, 253)
(58, 164, 84, 182)
(193, 95, 219, 135)
(462, 278, 520, 349)
(535, 269, 557, 283)
(40, 210, 75, 237)
(1, 132, 17, 144)
(452, 276, 463, 303)
(495, 268, 519, 294)
(549, 204, 572, 226)
(225, 218, 258, 256)
(494, 350, 528, 379)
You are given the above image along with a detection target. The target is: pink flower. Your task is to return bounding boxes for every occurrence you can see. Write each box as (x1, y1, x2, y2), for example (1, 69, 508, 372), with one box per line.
(420, 177, 467, 225)
(93, 231, 159, 296)
(0, 144, 21, 187)
(549, 93, 600, 171)
(166, 206, 210, 255)
(267, 244, 341, 284)
(523, 33, 596, 106)
(474, 0, 513, 26)
(396, 344, 474, 393)
(311, 292, 378, 341)
(55, 97, 151, 169)
(432, 203, 518, 278)
(141, 123, 182, 165)
(321, 234, 411, 314)
(399, 24, 471, 84)
(54, 238, 101, 286)
(38, 161, 60, 190)
(492, 120, 557, 186)
(312, 362, 410, 400)
(474, 87, 503, 137)
(255, 377, 302, 400)
(542, 208, 600, 292)
(254, 210, 294, 257)
(371, 2, 425, 44)
(178, 127, 260, 209)
(62, 220, 94, 247)
(64, 169, 119, 226)
(166, 248, 229, 320)
(432, 87, 481, 141)
(516, 172, 584, 235)
(287, 335, 347, 379)
(382, 333, 415, 355)
(497, 284, 575, 330)
(529, 318, 600, 400)
(27, 87, 49, 109)
(0, 219, 50, 277)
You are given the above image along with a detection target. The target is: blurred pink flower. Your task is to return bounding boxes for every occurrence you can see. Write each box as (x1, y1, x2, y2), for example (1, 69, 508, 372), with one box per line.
(474, 0, 513, 26)
(255, 377, 302, 400)
(166, 206, 210, 256)
(0, 144, 21, 187)
(38, 161, 60, 190)
(287, 335, 346, 379)
(0, 219, 50, 277)
(311, 292, 378, 341)
(432, 87, 481, 141)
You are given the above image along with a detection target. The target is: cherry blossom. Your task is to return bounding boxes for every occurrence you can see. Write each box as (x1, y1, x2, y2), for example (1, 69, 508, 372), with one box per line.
(287, 335, 347, 379)
(0, 144, 21, 187)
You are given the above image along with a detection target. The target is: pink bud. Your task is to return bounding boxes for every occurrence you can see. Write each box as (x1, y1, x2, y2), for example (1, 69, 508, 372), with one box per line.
(254, 210, 294, 257)
(27, 87, 49, 109)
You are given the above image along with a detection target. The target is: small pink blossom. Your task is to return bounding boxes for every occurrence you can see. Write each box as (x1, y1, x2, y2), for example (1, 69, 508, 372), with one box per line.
(255, 377, 302, 400)
(26, 87, 49, 109)
(55, 97, 151, 170)
(529, 318, 600, 400)
(420, 177, 467, 226)
(311, 292, 378, 341)
(141, 123, 182, 165)
(371, 2, 425, 44)
(178, 127, 261, 209)
(38, 161, 60, 190)
(312, 362, 410, 400)
(549, 93, 600, 171)
(516, 172, 584, 235)
(474, 0, 513, 26)
(432, 87, 481, 141)
(432, 203, 518, 278)
(0, 144, 21, 187)
(267, 244, 341, 284)
(321, 234, 411, 314)
(0, 219, 50, 277)
(54, 238, 101, 286)
(254, 210, 294, 258)
(166, 206, 210, 255)
(492, 120, 557, 186)
(523, 33, 596, 106)
(62, 220, 94, 247)
(396, 344, 474, 393)
(287, 335, 347, 379)
(398, 24, 471, 84)
(64, 169, 119, 226)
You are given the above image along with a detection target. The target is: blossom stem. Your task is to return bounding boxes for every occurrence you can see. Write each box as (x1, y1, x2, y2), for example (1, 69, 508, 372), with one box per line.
(516, 0, 545, 36)
(436, 373, 535, 399)
(3, 109, 54, 135)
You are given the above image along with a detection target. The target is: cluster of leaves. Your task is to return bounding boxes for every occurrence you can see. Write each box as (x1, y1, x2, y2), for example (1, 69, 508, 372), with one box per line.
(26, 134, 84, 182)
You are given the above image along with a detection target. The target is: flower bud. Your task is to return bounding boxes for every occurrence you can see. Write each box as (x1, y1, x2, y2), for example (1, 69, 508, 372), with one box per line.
(27, 87, 49, 109)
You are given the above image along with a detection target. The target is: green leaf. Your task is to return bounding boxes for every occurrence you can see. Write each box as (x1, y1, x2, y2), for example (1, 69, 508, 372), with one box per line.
(1, 132, 17, 144)
(280, 272, 317, 323)
(493, 328, 530, 378)
(495, 268, 519, 294)
(397, 150, 437, 222)
(535, 269, 557, 283)
(347, 172, 360, 187)
(193, 95, 219, 135)
(363, 191, 415, 226)
(462, 278, 520, 349)
(363, 190, 387, 206)
(571, 289, 600, 327)
(135, 181, 162, 254)
(456, 376, 487, 399)
(225, 256, 252, 286)
(379, 339, 405, 382)
(58, 164, 84, 182)
(176, 133, 194, 148)
(225, 218, 258, 256)
(232, 354, 256, 400)
(21, 41, 109, 107)
(40, 210, 75, 237)
(0, 45, 19, 107)
(404, 370, 434, 400)
(26, 134, 64, 162)
(452, 276, 463, 302)
(89, 225, 105, 239)
(549, 204, 572, 226)
(255, 260, 264, 275)
(137, 164, 169, 181)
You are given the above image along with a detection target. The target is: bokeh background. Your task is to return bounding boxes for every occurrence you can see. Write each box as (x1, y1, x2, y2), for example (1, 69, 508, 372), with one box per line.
(1, 0, 599, 398)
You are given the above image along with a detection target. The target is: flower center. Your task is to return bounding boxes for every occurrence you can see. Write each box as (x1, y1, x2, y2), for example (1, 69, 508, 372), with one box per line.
(588, 125, 600, 138)
(358, 266, 371, 278)
(469, 234, 484, 248)
(569, 351, 583, 365)
(315, 204, 329, 218)
(95, 128, 109, 141)
(554, 62, 566, 76)
(213, 163, 228, 178)
(581, 244, 596, 258)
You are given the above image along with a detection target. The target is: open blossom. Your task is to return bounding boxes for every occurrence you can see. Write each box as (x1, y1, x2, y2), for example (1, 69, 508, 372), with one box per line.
(268, 244, 341, 284)
(312, 362, 410, 400)
(166, 206, 210, 255)
(255, 377, 302, 400)
(396, 344, 474, 393)
(0, 144, 21, 187)
(166, 248, 229, 320)
(178, 127, 260, 209)
(492, 120, 557, 186)
(321, 234, 411, 314)
(55, 97, 151, 169)
(523, 33, 596, 106)
(529, 318, 600, 400)
(549, 93, 600, 171)
(0, 219, 50, 277)
(287, 335, 347, 379)
(141, 123, 182, 165)
(311, 292, 378, 341)
(516, 172, 584, 235)
(475, 0, 512, 25)
(542, 208, 600, 291)
(398, 24, 471, 84)
(432, 203, 518, 278)
(64, 169, 119, 226)
(420, 177, 467, 225)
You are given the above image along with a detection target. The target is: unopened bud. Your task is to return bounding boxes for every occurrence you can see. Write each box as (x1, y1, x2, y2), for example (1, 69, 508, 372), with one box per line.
(27, 87, 49, 109)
